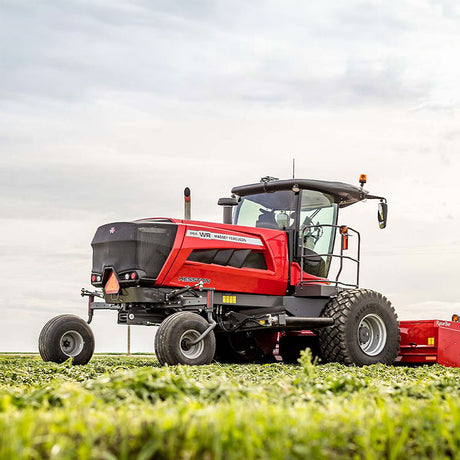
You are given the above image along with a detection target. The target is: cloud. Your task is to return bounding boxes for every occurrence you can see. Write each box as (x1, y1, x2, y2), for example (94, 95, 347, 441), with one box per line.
(409, 98, 459, 113)
(1, 1, 460, 352)
(1, 0, 457, 110)
(398, 301, 460, 321)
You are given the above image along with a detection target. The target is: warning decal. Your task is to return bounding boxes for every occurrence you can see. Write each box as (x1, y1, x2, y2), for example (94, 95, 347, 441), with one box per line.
(186, 230, 263, 247)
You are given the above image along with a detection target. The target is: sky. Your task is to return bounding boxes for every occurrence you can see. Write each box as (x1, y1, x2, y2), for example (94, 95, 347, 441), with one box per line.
(1, 0, 460, 352)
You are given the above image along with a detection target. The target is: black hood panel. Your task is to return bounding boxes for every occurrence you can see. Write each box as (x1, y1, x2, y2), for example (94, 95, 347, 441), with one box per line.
(91, 222, 178, 279)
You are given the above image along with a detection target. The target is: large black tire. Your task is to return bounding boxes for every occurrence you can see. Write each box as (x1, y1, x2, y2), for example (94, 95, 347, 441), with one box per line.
(39, 314, 95, 365)
(154, 312, 216, 365)
(317, 289, 399, 365)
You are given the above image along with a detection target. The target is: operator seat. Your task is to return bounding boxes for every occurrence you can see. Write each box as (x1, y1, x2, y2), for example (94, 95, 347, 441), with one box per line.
(302, 249, 327, 278)
(255, 209, 279, 229)
(299, 215, 327, 277)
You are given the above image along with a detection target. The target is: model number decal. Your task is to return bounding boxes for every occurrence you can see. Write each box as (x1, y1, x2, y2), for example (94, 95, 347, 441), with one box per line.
(178, 276, 211, 284)
(186, 230, 263, 246)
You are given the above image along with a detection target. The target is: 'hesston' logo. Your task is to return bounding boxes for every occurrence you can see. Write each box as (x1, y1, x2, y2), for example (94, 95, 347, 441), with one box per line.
(178, 276, 211, 284)
(186, 230, 263, 246)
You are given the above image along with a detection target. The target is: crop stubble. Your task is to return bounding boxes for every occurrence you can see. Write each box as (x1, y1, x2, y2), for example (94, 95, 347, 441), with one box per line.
(0, 353, 459, 459)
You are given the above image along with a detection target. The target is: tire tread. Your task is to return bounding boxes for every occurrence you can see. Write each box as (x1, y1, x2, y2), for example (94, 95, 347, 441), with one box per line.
(318, 289, 400, 365)
(38, 314, 95, 365)
(154, 312, 215, 366)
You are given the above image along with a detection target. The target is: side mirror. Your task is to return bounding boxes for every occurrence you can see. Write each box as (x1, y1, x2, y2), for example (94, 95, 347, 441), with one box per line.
(378, 201, 388, 229)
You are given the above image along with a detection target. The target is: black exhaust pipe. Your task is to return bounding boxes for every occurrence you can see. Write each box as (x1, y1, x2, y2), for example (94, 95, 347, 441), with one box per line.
(184, 187, 191, 220)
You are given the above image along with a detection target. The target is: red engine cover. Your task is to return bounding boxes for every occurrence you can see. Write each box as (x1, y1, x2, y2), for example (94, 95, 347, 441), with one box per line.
(155, 219, 290, 295)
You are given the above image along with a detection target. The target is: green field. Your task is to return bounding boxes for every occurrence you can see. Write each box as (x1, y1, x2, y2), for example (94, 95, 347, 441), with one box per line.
(1, 353, 460, 459)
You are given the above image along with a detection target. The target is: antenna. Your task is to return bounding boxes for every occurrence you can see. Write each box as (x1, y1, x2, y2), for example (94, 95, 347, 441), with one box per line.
(292, 158, 296, 179)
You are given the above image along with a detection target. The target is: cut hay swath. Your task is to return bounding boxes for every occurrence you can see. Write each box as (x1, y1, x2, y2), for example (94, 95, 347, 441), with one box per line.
(1, 353, 460, 459)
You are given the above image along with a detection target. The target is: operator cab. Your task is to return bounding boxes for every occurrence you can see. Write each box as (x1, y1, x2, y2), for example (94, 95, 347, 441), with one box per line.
(232, 183, 338, 278)
(227, 176, 387, 281)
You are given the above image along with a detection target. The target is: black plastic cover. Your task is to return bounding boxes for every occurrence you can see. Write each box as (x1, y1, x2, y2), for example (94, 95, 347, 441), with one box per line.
(91, 222, 178, 279)
(232, 179, 366, 207)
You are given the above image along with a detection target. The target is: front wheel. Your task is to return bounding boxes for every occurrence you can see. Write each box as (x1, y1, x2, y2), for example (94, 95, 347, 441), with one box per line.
(39, 314, 95, 365)
(317, 289, 399, 365)
(154, 312, 216, 365)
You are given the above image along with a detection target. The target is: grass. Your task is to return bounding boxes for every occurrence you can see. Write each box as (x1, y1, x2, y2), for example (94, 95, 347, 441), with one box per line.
(1, 353, 460, 459)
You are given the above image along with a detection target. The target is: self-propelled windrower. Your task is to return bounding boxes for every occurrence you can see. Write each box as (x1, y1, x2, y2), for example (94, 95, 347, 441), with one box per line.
(40, 174, 403, 366)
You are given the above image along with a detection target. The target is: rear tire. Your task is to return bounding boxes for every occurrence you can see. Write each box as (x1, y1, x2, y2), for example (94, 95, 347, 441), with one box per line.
(154, 312, 216, 365)
(39, 314, 95, 365)
(317, 289, 399, 365)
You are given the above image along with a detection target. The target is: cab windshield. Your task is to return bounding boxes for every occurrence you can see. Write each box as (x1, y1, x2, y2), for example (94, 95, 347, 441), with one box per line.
(234, 189, 338, 277)
(234, 190, 337, 229)
(234, 191, 297, 230)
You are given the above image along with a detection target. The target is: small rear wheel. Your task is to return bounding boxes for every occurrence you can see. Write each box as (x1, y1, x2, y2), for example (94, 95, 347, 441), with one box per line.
(154, 312, 216, 365)
(317, 289, 399, 365)
(39, 314, 95, 365)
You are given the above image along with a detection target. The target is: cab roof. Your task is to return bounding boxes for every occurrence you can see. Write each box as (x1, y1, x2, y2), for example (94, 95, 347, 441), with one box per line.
(231, 178, 368, 208)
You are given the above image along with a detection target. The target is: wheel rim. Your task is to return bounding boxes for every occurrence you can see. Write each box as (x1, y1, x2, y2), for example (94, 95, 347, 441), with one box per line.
(60, 330, 84, 357)
(179, 330, 204, 360)
(357, 314, 387, 356)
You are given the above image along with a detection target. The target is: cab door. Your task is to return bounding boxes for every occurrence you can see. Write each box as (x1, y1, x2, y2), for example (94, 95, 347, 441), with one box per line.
(294, 189, 338, 279)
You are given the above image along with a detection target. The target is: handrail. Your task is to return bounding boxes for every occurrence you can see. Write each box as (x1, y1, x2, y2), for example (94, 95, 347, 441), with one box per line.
(299, 224, 361, 288)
